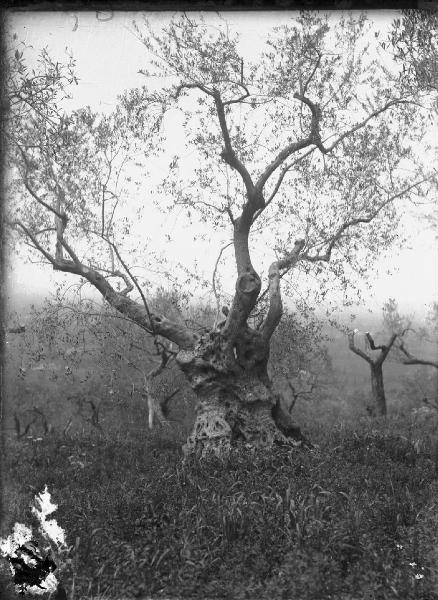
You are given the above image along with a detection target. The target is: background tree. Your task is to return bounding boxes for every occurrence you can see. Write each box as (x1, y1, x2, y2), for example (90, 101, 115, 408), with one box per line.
(5, 14, 437, 455)
(348, 329, 397, 416)
(381, 299, 438, 412)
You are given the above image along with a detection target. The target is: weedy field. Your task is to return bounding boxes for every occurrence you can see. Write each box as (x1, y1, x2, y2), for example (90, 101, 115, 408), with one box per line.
(2, 410, 438, 600)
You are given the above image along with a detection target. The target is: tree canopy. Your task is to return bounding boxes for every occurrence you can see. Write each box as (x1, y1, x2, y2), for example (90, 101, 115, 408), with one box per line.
(6, 14, 435, 328)
(4, 12, 438, 451)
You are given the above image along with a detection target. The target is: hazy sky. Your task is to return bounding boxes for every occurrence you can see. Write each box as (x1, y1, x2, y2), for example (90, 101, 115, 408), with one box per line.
(5, 10, 438, 319)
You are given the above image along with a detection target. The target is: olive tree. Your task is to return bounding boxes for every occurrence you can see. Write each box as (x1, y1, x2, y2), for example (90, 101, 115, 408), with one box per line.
(383, 298, 438, 371)
(348, 329, 397, 416)
(6, 13, 436, 455)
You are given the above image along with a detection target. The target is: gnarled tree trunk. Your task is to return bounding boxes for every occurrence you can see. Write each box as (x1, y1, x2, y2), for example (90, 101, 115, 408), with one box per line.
(177, 324, 307, 456)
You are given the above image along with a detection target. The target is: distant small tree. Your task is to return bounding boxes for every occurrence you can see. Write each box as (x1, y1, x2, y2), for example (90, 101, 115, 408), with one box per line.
(348, 329, 397, 416)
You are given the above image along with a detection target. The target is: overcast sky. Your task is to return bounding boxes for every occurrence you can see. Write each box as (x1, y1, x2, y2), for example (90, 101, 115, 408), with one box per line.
(5, 10, 438, 320)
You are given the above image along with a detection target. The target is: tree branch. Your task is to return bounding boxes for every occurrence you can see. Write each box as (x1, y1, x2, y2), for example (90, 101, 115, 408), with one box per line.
(255, 92, 324, 191)
(300, 52, 323, 96)
(4, 325, 26, 334)
(255, 97, 411, 196)
(22, 177, 66, 223)
(348, 331, 373, 364)
(255, 147, 316, 219)
(7, 220, 58, 266)
(86, 264, 134, 296)
(373, 333, 397, 366)
(15, 143, 67, 223)
(212, 241, 233, 326)
(261, 239, 306, 341)
(213, 90, 255, 197)
(366, 332, 386, 351)
(349, 330, 397, 367)
(143, 344, 175, 429)
(317, 98, 410, 154)
(174, 82, 255, 194)
(174, 83, 262, 292)
(9, 222, 197, 349)
(101, 234, 156, 334)
(79, 263, 198, 348)
(173, 81, 212, 99)
(397, 340, 438, 369)
(301, 176, 433, 264)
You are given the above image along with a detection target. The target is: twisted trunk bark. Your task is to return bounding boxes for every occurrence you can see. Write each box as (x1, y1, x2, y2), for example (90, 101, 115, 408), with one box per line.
(176, 325, 307, 456)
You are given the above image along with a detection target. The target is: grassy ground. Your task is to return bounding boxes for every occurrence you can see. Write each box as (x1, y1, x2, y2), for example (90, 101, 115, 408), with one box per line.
(2, 413, 438, 600)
